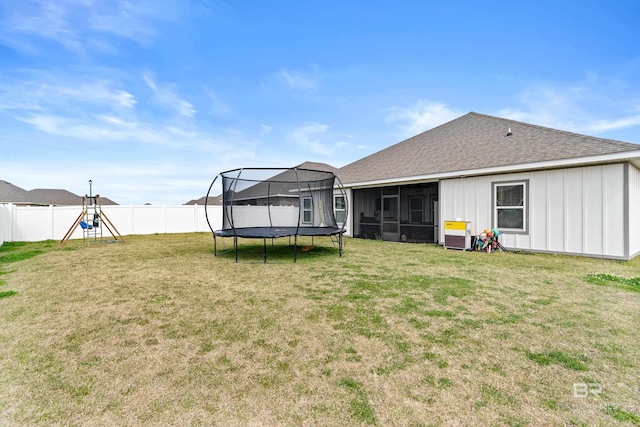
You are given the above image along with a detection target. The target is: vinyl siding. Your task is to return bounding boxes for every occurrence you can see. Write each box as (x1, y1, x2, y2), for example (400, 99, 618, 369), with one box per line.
(628, 163, 640, 257)
(440, 163, 626, 258)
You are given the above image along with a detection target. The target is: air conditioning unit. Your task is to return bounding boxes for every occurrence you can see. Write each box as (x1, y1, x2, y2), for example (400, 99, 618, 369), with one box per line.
(443, 220, 471, 250)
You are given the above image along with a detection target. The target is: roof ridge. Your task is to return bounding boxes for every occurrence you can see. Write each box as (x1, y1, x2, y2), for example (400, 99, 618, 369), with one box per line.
(339, 113, 478, 170)
(338, 112, 640, 185)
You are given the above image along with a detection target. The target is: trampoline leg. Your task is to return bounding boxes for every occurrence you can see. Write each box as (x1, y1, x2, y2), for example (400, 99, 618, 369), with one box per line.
(263, 238, 267, 263)
(339, 234, 343, 257)
(294, 235, 298, 263)
(214, 234, 217, 256)
(234, 236, 238, 263)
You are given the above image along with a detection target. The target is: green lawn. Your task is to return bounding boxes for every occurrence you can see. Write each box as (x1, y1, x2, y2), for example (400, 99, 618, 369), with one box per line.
(0, 234, 639, 426)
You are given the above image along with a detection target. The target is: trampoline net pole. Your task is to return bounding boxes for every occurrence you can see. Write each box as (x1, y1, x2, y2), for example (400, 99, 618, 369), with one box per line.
(267, 181, 273, 228)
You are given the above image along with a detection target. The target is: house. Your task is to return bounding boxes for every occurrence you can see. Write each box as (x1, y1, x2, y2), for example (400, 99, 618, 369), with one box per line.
(207, 162, 343, 231)
(190, 161, 339, 207)
(0, 180, 41, 205)
(336, 112, 640, 260)
(0, 180, 118, 206)
(185, 195, 223, 206)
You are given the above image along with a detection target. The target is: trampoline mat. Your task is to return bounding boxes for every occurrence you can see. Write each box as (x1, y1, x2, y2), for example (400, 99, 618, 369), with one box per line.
(215, 226, 343, 239)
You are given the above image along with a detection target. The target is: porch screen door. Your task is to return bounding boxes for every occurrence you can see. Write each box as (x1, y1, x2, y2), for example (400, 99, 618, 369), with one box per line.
(382, 195, 399, 241)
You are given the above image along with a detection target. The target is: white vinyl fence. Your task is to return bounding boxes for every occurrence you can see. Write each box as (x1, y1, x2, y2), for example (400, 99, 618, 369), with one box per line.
(0, 204, 223, 243)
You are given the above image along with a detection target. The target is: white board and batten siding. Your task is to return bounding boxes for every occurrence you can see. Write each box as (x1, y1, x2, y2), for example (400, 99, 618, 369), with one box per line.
(335, 188, 352, 237)
(440, 163, 634, 259)
(628, 163, 640, 258)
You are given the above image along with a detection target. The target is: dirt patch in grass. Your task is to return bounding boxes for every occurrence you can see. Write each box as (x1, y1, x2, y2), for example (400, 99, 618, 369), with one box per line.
(0, 234, 639, 425)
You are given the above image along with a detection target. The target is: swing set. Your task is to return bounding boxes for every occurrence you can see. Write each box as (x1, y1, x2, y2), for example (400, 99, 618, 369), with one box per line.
(60, 194, 124, 247)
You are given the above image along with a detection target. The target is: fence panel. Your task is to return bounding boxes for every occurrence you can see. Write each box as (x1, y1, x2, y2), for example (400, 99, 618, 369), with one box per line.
(0, 204, 13, 245)
(0, 204, 222, 243)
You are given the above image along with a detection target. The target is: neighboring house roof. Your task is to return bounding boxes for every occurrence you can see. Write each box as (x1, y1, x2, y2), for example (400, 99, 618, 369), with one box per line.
(0, 180, 41, 205)
(339, 112, 640, 185)
(295, 161, 340, 175)
(185, 195, 223, 205)
(229, 163, 339, 202)
(27, 189, 84, 205)
(90, 195, 118, 205)
(0, 181, 118, 205)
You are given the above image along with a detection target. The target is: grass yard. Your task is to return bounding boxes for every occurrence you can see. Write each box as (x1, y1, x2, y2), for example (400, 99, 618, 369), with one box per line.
(1, 233, 639, 426)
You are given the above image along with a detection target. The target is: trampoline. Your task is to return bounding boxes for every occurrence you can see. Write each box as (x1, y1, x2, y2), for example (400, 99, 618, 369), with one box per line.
(205, 167, 348, 262)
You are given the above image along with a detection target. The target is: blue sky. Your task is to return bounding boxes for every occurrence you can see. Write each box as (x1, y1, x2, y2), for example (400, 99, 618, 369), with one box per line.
(1, 0, 640, 204)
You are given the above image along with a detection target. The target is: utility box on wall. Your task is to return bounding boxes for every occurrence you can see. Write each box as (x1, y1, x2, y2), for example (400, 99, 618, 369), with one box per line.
(443, 220, 471, 250)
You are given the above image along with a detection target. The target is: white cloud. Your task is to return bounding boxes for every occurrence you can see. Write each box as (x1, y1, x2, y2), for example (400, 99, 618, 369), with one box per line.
(587, 115, 640, 132)
(277, 68, 319, 90)
(260, 124, 273, 136)
(0, 0, 179, 55)
(15, 112, 236, 154)
(386, 101, 462, 136)
(0, 77, 136, 112)
(287, 122, 357, 158)
(289, 122, 331, 155)
(205, 89, 232, 117)
(59, 82, 137, 108)
(495, 76, 640, 136)
(0, 159, 213, 205)
(143, 73, 196, 118)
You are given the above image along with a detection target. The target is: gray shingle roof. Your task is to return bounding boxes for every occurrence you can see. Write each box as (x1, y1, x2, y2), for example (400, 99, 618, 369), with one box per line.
(0, 180, 37, 204)
(185, 195, 222, 205)
(27, 189, 83, 205)
(339, 112, 640, 184)
(295, 161, 340, 175)
(192, 162, 341, 205)
(27, 189, 119, 205)
(1, 181, 119, 205)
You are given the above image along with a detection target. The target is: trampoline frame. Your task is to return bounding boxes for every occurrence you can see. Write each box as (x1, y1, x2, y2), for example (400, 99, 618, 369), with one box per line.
(205, 167, 348, 262)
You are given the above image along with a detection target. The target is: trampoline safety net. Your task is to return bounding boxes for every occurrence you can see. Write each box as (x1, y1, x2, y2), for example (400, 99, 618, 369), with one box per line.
(205, 167, 348, 262)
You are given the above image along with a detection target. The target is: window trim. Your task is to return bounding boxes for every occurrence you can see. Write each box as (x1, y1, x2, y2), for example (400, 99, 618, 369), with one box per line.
(334, 195, 346, 225)
(302, 196, 313, 224)
(492, 180, 529, 234)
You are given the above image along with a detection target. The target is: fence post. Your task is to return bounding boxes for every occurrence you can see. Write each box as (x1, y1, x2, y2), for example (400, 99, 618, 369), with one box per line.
(0, 205, 5, 245)
(130, 205, 134, 236)
(11, 203, 16, 242)
(49, 204, 54, 240)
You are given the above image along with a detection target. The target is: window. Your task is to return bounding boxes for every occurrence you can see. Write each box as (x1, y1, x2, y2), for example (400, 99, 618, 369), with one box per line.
(493, 181, 527, 232)
(302, 197, 313, 224)
(334, 195, 346, 224)
(409, 196, 424, 223)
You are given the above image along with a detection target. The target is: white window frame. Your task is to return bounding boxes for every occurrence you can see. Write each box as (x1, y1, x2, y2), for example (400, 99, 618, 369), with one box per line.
(334, 195, 346, 225)
(492, 180, 528, 233)
(302, 196, 313, 224)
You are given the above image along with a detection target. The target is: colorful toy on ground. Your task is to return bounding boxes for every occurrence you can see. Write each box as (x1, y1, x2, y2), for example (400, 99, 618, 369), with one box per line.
(475, 228, 506, 253)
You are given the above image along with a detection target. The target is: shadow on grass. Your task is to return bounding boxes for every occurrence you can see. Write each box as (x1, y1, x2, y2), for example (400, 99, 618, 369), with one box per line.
(214, 241, 342, 263)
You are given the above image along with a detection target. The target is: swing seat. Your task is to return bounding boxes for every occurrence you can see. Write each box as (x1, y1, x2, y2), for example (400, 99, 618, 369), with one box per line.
(80, 220, 93, 230)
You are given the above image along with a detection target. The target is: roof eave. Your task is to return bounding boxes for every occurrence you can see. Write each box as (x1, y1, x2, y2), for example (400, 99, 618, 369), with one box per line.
(343, 150, 640, 188)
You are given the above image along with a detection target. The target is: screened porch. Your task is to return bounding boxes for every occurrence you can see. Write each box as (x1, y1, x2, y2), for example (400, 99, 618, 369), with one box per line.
(352, 183, 438, 243)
